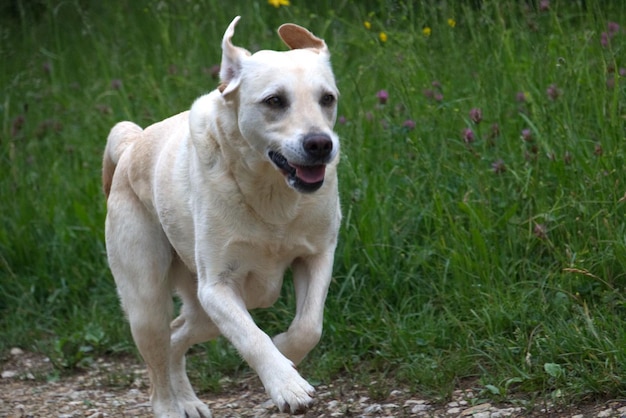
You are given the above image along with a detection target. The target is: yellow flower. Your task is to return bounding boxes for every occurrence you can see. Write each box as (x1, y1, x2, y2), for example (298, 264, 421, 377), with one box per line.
(364, 21, 372, 30)
(422, 26, 431, 37)
(268, 0, 290, 7)
(379, 32, 388, 42)
(447, 18, 456, 28)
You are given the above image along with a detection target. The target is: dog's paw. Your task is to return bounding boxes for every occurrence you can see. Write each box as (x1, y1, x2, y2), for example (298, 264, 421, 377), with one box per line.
(264, 366, 315, 414)
(180, 399, 212, 418)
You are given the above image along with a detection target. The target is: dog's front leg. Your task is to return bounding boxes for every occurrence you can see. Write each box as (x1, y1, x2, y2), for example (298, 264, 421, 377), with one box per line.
(272, 249, 335, 365)
(197, 275, 315, 414)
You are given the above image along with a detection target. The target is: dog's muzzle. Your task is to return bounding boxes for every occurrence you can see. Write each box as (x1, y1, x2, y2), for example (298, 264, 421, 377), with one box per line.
(268, 134, 334, 193)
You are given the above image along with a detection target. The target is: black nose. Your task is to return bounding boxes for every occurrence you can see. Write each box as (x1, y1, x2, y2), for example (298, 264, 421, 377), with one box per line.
(303, 133, 333, 159)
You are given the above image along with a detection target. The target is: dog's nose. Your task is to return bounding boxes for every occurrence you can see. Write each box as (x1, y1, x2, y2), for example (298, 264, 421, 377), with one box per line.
(303, 134, 333, 159)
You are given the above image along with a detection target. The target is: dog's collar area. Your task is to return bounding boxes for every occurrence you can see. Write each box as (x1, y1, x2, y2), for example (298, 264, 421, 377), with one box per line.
(268, 150, 325, 193)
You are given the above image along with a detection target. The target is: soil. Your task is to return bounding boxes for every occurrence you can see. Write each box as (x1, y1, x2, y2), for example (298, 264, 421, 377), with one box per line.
(1, 348, 625, 417)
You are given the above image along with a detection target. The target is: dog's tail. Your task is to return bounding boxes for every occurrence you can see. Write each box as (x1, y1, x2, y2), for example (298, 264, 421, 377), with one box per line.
(102, 121, 142, 199)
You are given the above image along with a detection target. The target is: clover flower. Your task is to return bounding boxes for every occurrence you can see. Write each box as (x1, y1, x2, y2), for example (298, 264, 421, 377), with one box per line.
(521, 128, 533, 142)
(376, 89, 389, 105)
(402, 119, 416, 130)
(491, 159, 506, 174)
(546, 83, 561, 101)
(462, 128, 475, 144)
(469, 108, 483, 124)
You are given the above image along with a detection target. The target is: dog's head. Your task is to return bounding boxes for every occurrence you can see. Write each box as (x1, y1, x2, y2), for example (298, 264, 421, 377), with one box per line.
(218, 16, 339, 194)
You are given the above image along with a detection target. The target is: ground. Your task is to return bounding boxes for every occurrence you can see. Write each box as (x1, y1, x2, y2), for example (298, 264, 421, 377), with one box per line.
(1, 349, 625, 417)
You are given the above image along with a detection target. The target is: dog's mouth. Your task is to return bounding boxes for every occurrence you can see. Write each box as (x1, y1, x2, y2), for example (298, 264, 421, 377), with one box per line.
(268, 150, 326, 193)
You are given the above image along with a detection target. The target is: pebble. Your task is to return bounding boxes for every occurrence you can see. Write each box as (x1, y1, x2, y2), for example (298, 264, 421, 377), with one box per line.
(10, 347, 25, 356)
(447, 406, 462, 414)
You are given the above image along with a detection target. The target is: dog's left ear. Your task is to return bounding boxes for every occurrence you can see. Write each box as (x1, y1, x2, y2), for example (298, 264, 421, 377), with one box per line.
(278, 24, 329, 55)
(220, 16, 251, 96)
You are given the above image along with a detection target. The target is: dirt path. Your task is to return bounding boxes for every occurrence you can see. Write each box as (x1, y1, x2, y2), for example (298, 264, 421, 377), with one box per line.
(1, 349, 625, 417)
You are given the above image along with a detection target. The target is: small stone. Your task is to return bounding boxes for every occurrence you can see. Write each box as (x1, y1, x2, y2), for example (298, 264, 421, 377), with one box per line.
(474, 412, 491, 418)
(326, 400, 340, 410)
(462, 403, 492, 415)
(364, 404, 382, 414)
(403, 399, 426, 406)
(10, 347, 24, 356)
(447, 401, 460, 407)
(411, 404, 431, 413)
(571, 415, 584, 418)
(389, 389, 404, 398)
(596, 408, 614, 418)
(447, 407, 462, 414)
(1, 370, 17, 378)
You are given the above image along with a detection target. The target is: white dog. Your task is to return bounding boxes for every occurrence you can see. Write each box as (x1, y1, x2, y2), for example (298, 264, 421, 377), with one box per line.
(102, 16, 341, 418)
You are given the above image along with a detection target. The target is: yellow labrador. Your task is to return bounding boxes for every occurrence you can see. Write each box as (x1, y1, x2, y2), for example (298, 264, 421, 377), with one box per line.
(102, 16, 341, 418)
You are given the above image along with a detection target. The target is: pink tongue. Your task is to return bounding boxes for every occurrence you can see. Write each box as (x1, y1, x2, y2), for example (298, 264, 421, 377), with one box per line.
(295, 165, 326, 183)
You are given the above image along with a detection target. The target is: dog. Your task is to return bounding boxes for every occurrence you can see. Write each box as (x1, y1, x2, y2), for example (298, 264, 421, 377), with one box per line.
(102, 16, 341, 418)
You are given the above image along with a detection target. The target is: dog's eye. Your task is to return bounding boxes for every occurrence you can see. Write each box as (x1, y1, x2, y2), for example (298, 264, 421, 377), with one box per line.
(264, 95, 286, 108)
(320, 94, 335, 107)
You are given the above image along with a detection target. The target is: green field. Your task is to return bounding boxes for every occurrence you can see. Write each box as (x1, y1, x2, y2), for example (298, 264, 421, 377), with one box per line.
(1, 0, 625, 407)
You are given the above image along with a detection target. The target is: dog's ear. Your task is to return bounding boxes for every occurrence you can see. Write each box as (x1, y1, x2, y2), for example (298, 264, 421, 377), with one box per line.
(219, 16, 251, 96)
(278, 24, 328, 54)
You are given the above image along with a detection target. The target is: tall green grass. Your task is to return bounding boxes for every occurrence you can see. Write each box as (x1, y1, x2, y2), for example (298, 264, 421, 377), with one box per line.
(1, 0, 625, 405)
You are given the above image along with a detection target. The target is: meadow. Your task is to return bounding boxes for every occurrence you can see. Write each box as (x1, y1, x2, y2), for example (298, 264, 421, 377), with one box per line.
(1, 0, 625, 408)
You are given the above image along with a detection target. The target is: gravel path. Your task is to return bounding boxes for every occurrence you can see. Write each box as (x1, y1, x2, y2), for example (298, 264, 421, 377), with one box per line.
(1, 348, 625, 417)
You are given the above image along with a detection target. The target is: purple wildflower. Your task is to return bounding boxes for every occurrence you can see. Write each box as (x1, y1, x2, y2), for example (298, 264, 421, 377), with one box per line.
(402, 119, 416, 130)
(491, 159, 506, 174)
(376, 90, 389, 105)
(546, 83, 561, 101)
(338, 115, 347, 125)
(111, 79, 123, 90)
(469, 107, 483, 124)
(516, 91, 527, 102)
(521, 128, 533, 142)
(462, 128, 475, 144)
(539, 0, 550, 11)
(608, 21, 620, 36)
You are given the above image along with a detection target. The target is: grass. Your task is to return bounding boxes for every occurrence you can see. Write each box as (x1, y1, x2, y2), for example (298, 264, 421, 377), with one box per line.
(1, 0, 625, 407)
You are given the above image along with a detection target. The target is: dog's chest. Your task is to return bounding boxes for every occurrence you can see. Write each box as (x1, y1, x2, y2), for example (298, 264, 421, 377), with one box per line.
(221, 229, 318, 308)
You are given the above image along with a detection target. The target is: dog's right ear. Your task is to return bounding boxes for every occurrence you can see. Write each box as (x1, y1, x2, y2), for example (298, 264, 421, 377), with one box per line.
(219, 16, 251, 96)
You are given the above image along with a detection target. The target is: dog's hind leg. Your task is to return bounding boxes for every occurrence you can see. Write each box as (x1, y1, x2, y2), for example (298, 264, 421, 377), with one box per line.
(105, 193, 183, 418)
(168, 261, 218, 418)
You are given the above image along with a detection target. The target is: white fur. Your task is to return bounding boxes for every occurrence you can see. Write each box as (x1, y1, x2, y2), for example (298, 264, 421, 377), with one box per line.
(102, 16, 341, 418)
